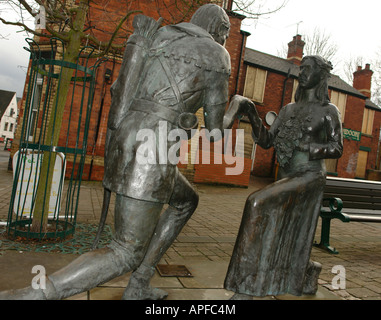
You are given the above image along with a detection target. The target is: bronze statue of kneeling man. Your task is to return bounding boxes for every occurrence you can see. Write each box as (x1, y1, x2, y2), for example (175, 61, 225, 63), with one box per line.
(0, 4, 250, 301)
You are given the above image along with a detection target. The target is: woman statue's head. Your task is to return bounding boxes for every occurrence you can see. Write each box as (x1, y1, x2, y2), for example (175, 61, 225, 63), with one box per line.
(295, 55, 333, 105)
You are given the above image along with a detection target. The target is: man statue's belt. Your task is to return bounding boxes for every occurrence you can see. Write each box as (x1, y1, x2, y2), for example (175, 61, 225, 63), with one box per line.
(131, 99, 181, 125)
(131, 99, 198, 136)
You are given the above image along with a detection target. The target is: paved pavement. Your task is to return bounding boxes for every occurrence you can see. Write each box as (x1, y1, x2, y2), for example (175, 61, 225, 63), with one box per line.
(1, 143, 381, 300)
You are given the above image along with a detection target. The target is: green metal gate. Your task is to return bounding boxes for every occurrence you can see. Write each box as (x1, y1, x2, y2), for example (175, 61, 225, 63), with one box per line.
(7, 38, 106, 240)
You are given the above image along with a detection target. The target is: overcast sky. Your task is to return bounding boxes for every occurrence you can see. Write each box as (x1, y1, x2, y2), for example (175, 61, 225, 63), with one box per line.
(0, 0, 380, 98)
(242, 0, 381, 75)
(0, 21, 31, 98)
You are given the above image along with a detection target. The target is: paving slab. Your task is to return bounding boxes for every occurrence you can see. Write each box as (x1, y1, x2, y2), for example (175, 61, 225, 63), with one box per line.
(1, 152, 381, 300)
(276, 286, 341, 300)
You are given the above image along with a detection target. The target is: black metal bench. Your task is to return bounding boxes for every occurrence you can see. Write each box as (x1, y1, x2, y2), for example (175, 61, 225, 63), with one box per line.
(314, 176, 381, 254)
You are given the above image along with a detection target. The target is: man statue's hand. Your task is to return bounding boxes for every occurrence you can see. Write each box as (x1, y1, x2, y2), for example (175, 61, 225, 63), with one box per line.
(230, 95, 258, 118)
(224, 95, 259, 130)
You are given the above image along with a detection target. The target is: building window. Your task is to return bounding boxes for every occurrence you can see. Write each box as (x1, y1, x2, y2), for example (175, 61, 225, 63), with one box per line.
(361, 107, 375, 136)
(243, 66, 267, 103)
(9, 123, 14, 132)
(4, 122, 8, 131)
(330, 90, 347, 123)
(27, 73, 43, 142)
(325, 158, 338, 175)
(238, 121, 254, 158)
(355, 150, 369, 178)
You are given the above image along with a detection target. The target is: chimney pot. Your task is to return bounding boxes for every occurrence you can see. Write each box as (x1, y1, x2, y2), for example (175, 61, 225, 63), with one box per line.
(353, 64, 373, 98)
(287, 34, 305, 65)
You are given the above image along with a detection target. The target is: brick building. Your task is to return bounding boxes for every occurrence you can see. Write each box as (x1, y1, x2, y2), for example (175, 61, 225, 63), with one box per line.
(11, 0, 251, 185)
(239, 34, 381, 180)
(12, 1, 380, 189)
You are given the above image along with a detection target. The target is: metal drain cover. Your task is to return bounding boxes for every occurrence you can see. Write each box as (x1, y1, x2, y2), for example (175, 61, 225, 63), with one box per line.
(156, 264, 193, 277)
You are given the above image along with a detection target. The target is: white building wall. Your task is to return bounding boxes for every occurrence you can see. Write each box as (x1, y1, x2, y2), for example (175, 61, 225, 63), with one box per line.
(0, 93, 18, 141)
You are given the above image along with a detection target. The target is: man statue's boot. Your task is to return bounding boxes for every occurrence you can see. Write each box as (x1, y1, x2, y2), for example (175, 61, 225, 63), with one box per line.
(121, 207, 192, 300)
(0, 276, 58, 300)
(122, 184, 198, 300)
(122, 264, 168, 300)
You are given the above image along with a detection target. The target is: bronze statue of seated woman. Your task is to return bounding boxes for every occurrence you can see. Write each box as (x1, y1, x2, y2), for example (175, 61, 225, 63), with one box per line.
(224, 55, 343, 299)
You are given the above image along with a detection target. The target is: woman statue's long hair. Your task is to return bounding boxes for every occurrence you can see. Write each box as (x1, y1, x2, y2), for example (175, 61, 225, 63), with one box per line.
(294, 55, 333, 106)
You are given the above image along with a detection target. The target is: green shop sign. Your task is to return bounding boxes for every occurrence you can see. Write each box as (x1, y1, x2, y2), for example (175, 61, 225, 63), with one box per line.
(343, 128, 361, 141)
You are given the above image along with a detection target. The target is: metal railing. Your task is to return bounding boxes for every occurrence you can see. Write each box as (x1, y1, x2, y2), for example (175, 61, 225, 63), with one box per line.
(7, 38, 106, 240)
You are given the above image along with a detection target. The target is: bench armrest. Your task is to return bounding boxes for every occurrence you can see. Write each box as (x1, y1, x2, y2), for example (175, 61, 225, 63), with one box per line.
(320, 197, 350, 222)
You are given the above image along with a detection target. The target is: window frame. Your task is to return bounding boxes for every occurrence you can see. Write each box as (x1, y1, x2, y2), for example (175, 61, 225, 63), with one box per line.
(243, 66, 267, 103)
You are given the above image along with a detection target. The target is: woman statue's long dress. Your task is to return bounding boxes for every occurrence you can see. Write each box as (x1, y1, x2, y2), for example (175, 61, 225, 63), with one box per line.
(224, 56, 343, 299)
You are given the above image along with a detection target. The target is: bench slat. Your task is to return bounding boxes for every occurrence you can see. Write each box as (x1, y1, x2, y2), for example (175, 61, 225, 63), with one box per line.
(325, 181, 381, 190)
(346, 204, 381, 210)
(324, 188, 381, 198)
(323, 199, 381, 211)
(341, 208, 381, 215)
(345, 214, 381, 222)
(326, 177, 381, 190)
(324, 193, 381, 204)
(318, 177, 381, 254)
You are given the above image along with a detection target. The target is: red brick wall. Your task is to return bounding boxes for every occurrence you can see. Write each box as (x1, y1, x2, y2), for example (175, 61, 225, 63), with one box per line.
(225, 12, 247, 99)
(353, 64, 373, 98)
(336, 95, 364, 178)
(87, 0, 209, 43)
(369, 111, 381, 170)
(193, 150, 252, 187)
(85, 61, 117, 180)
(343, 95, 364, 133)
(83, 2, 248, 183)
(351, 64, 380, 175)
(70, 0, 214, 181)
(287, 35, 304, 66)
(337, 140, 360, 178)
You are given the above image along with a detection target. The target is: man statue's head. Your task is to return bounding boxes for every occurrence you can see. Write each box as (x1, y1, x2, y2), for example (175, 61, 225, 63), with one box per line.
(190, 4, 230, 45)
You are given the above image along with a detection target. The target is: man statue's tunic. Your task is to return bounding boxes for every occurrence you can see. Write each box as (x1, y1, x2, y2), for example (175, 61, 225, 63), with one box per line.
(103, 22, 231, 203)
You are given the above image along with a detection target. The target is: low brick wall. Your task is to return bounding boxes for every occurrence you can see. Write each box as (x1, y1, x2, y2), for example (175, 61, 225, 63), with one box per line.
(193, 151, 251, 187)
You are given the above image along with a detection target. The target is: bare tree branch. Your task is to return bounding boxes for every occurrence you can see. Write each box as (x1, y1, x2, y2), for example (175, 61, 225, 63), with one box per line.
(101, 10, 141, 55)
(232, 0, 289, 19)
(341, 56, 364, 84)
(0, 16, 47, 38)
(303, 27, 338, 64)
(17, 0, 37, 16)
(370, 49, 381, 106)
